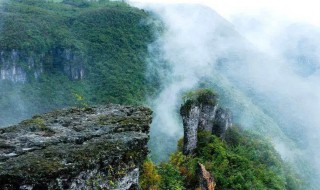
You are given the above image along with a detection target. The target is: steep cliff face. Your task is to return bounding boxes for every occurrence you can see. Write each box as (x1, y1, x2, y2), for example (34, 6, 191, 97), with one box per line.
(0, 48, 85, 83)
(0, 104, 152, 190)
(0, 50, 31, 83)
(180, 90, 232, 155)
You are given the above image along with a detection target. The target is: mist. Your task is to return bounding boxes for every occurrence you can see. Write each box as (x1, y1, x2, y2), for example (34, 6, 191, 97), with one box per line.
(130, 1, 320, 188)
(0, 0, 319, 187)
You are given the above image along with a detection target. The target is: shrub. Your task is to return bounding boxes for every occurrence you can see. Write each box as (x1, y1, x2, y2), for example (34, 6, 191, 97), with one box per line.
(139, 159, 161, 190)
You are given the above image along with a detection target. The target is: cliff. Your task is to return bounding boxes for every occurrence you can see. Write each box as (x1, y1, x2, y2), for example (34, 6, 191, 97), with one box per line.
(180, 90, 232, 155)
(0, 104, 152, 190)
(0, 49, 85, 83)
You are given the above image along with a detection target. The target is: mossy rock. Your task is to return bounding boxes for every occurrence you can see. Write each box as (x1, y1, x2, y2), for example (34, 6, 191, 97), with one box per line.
(0, 104, 152, 189)
(181, 89, 217, 117)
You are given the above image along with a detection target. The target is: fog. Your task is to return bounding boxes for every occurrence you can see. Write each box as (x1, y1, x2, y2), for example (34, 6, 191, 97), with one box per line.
(130, 1, 320, 188)
(0, 0, 319, 187)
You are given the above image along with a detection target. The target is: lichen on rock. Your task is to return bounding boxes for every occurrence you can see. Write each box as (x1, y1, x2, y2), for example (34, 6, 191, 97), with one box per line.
(0, 104, 152, 190)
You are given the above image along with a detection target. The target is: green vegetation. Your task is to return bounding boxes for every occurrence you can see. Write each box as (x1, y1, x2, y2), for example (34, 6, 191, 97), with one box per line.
(158, 163, 185, 190)
(182, 88, 216, 105)
(140, 126, 302, 190)
(0, 1, 306, 189)
(0, 0, 157, 126)
(139, 159, 161, 190)
(180, 89, 217, 117)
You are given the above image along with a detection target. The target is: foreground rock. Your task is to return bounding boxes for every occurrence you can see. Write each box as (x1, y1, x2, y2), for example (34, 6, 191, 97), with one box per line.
(196, 163, 215, 190)
(0, 105, 152, 190)
(180, 89, 232, 155)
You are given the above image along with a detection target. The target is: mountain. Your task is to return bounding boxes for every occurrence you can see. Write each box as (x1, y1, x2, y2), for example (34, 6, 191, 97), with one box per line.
(0, 0, 156, 126)
(0, 0, 318, 189)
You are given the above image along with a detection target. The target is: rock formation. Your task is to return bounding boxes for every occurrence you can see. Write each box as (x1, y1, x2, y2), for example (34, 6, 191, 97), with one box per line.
(0, 104, 152, 190)
(0, 48, 85, 83)
(196, 163, 215, 190)
(180, 90, 232, 155)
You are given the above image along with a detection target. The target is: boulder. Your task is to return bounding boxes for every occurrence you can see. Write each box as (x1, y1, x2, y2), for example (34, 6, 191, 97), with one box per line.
(0, 104, 152, 190)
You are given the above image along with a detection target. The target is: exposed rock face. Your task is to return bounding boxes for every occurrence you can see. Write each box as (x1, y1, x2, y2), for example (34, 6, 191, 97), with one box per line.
(0, 104, 152, 190)
(0, 50, 32, 83)
(180, 90, 232, 155)
(196, 163, 215, 190)
(213, 108, 232, 139)
(0, 48, 85, 83)
(181, 106, 200, 155)
(54, 48, 85, 80)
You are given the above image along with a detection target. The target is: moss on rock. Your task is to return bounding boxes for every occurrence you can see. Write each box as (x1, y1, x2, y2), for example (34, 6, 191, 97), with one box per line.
(0, 104, 152, 189)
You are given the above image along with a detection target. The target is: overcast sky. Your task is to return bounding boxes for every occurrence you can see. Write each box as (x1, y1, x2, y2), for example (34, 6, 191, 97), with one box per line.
(129, 0, 320, 26)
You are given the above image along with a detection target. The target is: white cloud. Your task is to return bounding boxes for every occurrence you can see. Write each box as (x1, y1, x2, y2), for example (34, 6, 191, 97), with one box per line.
(131, 0, 320, 186)
(130, 0, 320, 26)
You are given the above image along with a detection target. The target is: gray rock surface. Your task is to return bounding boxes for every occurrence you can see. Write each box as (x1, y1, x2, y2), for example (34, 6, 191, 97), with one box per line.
(0, 104, 152, 190)
(0, 48, 85, 83)
(180, 90, 232, 155)
(181, 106, 200, 155)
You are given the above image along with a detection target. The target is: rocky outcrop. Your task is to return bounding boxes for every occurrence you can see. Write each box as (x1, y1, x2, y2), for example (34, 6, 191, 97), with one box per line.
(0, 50, 34, 83)
(180, 90, 232, 155)
(0, 48, 85, 83)
(196, 163, 215, 190)
(0, 104, 152, 190)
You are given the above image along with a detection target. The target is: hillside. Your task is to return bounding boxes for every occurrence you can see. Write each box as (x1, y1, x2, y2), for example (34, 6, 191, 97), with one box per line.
(0, 0, 156, 126)
(140, 90, 301, 190)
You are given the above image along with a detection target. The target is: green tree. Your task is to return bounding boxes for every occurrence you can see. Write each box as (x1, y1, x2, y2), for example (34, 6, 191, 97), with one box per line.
(158, 163, 185, 190)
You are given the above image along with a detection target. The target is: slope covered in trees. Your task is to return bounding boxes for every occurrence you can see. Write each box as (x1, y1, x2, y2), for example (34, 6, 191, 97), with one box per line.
(140, 128, 302, 189)
(0, 0, 156, 126)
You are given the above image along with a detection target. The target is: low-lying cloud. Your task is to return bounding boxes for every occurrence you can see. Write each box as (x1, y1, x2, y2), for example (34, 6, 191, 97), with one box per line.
(131, 2, 320, 187)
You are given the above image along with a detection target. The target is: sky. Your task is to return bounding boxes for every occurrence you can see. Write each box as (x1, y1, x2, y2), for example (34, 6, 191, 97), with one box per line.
(130, 0, 320, 27)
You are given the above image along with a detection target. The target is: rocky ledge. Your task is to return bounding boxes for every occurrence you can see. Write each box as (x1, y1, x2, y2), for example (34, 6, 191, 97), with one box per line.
(0, 105, 152, 190)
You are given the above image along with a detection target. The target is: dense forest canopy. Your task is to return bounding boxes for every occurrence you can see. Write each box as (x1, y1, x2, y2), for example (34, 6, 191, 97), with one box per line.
(0, 0, 157, 126)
